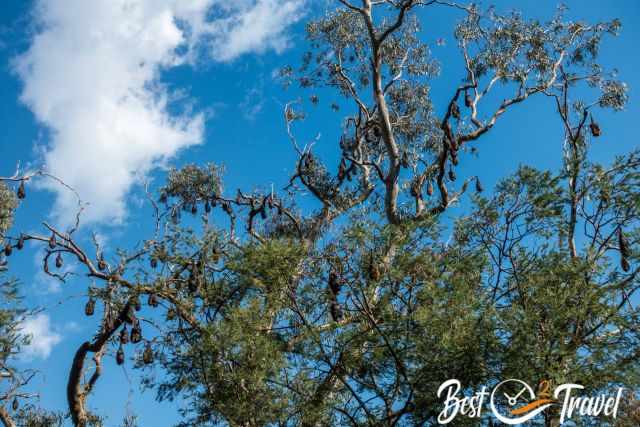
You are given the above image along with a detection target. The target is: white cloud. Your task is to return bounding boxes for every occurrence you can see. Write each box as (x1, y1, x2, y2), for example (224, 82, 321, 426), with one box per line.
(33, 268, 62, 294)
(239, 81, 265, 121)
(30, 246, 78, 294)
(63, 321, 82, 333)
(15, 0, 304, 225)
(19, 314, 62, 360)
(203, 0, 306, 61)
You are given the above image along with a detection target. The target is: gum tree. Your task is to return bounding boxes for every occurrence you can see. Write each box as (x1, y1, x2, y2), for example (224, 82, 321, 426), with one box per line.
(0, 177, 28, 427)
(0, 175, 63, 427)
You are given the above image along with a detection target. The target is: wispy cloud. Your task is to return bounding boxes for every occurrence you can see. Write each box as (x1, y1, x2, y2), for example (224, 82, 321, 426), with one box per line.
(15, 0, 305, 225)
(203, 0, 306, 62)
(239, 81, 266, 122)
(19, 314, 62, 360)
(31, 245, 77, 293)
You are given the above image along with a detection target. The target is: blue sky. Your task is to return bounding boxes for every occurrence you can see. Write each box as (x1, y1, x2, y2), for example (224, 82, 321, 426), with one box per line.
(1, 0, 639, 425)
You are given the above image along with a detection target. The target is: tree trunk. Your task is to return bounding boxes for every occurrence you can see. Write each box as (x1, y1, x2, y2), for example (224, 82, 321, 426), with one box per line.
(67, 342, 91, 427)
(0, 406, 16, 427)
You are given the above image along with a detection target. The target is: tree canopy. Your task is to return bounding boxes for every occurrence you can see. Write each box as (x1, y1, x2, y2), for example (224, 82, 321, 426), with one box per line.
(1, 1, 639, 426)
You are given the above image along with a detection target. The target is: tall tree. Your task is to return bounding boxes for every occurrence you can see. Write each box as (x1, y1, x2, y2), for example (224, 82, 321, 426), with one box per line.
(1, 174, 70, 427)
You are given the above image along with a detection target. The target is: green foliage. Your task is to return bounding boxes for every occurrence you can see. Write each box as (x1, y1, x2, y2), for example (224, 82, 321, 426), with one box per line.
(127, 3, 637, 426)
(0, 181, 17, 238)
(13, 406, 64, 427)
(160, 163, 223, 208)
(0, 277, 27, 366)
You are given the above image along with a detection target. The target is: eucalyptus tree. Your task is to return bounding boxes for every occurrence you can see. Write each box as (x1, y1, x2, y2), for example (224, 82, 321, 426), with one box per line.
(0, 271, 30, 427)
(0, 176, 56, 427)
(11, 1, 639, 426)
(0, 178, 26, 427)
